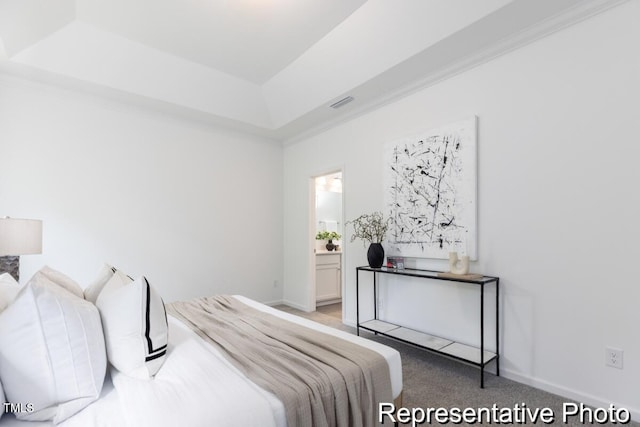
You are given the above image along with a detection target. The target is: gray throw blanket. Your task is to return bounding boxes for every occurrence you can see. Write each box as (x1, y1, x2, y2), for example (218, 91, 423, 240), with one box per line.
(167, 295, 392, 427)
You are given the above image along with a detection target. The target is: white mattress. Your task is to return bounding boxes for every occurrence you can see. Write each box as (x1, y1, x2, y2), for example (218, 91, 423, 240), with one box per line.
(0, 296, 402, 426)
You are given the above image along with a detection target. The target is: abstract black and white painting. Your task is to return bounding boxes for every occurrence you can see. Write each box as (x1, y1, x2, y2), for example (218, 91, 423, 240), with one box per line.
(384, 117, 477, 259)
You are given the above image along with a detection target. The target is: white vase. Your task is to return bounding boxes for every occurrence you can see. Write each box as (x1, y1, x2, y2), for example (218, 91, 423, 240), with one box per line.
(448, 252, 469, 275)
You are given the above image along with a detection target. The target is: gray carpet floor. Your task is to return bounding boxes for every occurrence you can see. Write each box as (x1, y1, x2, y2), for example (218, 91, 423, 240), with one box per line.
(276, 303, 637, 426)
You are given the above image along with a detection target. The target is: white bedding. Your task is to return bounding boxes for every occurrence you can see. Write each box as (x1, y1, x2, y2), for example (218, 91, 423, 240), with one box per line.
(0, 296, 402, 426)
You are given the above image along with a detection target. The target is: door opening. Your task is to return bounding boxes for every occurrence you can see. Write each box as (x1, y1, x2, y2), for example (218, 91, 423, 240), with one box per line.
(310, 171, 343, 319)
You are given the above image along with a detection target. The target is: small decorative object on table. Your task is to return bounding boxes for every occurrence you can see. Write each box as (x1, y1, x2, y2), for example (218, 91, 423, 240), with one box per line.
(436, 252, 483, 280)
(346, 212, 390, 268)
(448, 251, 469, 275)
(386, 256, 405, 269)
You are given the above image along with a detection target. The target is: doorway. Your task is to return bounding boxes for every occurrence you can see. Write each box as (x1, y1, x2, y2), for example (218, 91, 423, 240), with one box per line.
(312, 171, 343, 319)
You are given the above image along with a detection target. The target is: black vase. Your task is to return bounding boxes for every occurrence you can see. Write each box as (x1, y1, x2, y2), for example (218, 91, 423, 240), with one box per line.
(325, 239, 335, 251)
(367, 243, 385, 268)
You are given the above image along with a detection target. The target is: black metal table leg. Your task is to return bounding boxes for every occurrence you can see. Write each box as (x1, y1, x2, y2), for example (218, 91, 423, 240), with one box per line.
(356, 269, 360, 336)
(373, 272, 378, 335)
(496, 279, 500, 377)
(480, 283, 485, 388)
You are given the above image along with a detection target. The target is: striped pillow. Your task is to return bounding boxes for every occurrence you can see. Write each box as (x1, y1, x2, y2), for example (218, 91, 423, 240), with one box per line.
(96, 272, 168, 379)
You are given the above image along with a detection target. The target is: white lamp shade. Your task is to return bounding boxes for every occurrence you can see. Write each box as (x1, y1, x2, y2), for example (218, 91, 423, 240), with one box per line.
(0, 218, 43, 256)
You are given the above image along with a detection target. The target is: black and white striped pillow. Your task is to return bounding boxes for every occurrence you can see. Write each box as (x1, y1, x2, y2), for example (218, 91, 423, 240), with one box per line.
(96, 271, 168, 378)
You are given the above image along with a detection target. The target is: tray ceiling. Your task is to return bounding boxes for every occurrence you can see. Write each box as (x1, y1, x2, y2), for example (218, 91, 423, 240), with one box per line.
(0, 0, 625, 142)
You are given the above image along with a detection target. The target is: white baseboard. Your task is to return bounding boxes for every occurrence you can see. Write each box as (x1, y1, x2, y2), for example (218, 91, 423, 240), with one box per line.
(501, 368, 639, 422)
(316, 298, 341, 307)
(262, 299, 284, 307)
(280, 299, 311, 312)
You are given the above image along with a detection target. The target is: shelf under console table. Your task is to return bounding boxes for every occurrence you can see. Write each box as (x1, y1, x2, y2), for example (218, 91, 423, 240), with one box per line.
(355, 266, 500, 388)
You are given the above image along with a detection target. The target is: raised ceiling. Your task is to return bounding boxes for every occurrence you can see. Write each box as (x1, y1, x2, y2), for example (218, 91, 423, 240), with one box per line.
(0, 0, 625, 142)
(76, 0, 367, 84)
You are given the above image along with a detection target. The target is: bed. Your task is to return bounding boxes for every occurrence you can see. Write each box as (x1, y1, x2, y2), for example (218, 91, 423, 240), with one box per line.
(0, 268, 402, 427)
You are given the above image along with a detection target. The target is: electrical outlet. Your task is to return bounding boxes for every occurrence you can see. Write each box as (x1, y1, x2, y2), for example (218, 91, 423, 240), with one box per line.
(273, 280, 278, 288)
(377, 299, 383, 310)
(605, 347, 623, 369)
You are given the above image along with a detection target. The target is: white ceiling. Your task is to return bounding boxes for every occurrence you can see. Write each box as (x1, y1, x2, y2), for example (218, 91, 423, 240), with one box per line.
(75, 0, 367, 84)
(0, 0, 626, 142)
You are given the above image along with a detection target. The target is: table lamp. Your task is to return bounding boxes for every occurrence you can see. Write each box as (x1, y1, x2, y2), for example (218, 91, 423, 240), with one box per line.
(0, 217, 43, 281)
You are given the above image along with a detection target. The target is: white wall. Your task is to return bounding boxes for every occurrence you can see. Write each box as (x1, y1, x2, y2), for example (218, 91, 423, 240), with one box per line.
(0, 73, 284, 304)
(283, 0, 639, 419)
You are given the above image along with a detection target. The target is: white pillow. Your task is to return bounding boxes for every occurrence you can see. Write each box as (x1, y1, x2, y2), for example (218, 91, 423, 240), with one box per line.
(0, 273, 21, 312)
(84, 263, 117, 303)
(34, 265, 84, 299)
(96, 274, 168, 379)
(0, 275, 106, 423)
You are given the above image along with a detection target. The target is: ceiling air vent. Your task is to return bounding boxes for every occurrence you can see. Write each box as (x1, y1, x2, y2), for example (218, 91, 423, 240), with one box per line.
(329, 96, 354, 109)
